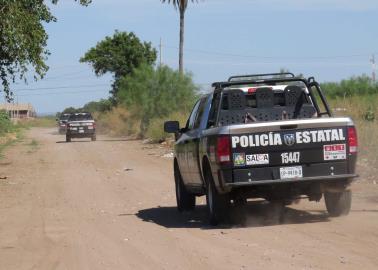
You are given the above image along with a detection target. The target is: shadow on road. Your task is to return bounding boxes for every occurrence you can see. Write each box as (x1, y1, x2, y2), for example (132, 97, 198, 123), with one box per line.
(56, 138, 135, 143)
(351, 209, 378, 213)
(96, 138, 136, 142)
(135, 201, 330, 229)
(56, 141, 92, 144)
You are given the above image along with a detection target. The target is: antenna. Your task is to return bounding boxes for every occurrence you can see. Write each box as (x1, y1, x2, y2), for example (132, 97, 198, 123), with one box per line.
(370, 54, 376, 82)
(159, 38, 163, 66)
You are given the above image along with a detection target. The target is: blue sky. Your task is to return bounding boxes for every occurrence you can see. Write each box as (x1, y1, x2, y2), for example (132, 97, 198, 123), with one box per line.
(6, 0, 378, 114)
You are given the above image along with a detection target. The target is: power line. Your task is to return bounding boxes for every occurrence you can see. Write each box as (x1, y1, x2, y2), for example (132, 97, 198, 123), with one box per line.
(163, 58, 369, 66)
(13, 83, 109, 92)
(162, 44, 376, 60)
(39, 70, 89, 81)
(17, 89, 107, 97)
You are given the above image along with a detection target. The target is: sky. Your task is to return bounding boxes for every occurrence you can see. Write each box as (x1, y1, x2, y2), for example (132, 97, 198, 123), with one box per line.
(5, 0, 378, 114)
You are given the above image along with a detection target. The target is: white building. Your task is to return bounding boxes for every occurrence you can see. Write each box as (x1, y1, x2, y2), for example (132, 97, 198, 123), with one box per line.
(0, 103, 36, 119)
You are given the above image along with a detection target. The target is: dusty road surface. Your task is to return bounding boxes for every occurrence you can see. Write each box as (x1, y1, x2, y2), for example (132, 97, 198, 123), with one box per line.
(1, 128, 378, 270)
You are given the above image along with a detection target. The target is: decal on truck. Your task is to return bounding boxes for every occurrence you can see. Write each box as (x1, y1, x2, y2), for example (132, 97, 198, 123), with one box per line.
(231, 129, 345, 148)
(324, 144, 346, 160)
(246, 154, 269, 165)
(281, 152, 300, 164)
(233, 153, 246, 166)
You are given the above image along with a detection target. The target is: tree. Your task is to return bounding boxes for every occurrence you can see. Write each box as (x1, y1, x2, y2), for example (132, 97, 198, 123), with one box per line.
(82, 99, 112, 113)
(161, 0, 198, 74)
(321, 75, 378, 98)
(80, 31, 157, 99)
(117, 64, 198, 133)
(0, 0, 91, 100)
(62, 107, 80, 114)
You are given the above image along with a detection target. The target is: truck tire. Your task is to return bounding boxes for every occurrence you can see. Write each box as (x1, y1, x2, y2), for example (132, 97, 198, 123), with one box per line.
(324, 190, 352, 217)
(205, 170, 230, 226)
(66, 135, 71, 142)
(91, 134, 97, 141)
(174, 165, 195, 212)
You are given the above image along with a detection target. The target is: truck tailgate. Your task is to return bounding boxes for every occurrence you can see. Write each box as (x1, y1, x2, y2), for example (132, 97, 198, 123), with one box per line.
(227, 118, 357, 183)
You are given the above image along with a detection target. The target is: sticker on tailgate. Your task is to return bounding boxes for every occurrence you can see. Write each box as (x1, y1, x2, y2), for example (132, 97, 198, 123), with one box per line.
(246, 154, 269, 165)
(233, 153, 246, 167)
(324, 144, 346, 160)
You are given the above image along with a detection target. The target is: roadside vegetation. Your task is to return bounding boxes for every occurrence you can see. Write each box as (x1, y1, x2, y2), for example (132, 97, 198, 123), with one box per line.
(62, 31, 198, 142)
(321, 76, 378, 153)
(0, 112, 55, 158)
(321, 76, 378, 182)
(0, 110, 23, 158)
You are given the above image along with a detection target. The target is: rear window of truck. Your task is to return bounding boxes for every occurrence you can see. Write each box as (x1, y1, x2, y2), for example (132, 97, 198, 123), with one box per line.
(69, 113, 93, 121)
(217, 87, 317, 125)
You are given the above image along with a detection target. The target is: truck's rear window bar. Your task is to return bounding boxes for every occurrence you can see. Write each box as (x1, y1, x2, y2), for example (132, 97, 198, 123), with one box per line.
(212, 76, 333, 118)
(213, 77, 305, 88)
(228, 72, 295, 82)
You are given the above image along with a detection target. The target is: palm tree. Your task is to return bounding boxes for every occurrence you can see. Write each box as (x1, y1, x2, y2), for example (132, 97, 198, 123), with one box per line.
(161, 0, 198, 74)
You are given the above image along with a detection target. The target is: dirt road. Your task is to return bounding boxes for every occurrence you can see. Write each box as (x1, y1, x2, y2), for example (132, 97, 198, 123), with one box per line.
(0, 128, 377, 270)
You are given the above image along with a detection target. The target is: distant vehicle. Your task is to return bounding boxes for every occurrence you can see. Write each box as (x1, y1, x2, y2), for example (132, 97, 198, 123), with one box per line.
(57, 113, 71, 134)
(165, 73, 358, 225)
(65, 112, 96, 142)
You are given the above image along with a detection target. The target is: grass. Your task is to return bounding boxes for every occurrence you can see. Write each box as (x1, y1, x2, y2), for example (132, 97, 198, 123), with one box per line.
(95, 107, 141, 137)
(16, 116, 57, 129)
(328, 95, 378, 181)
(146, 111, 189, 143)
(25, 139, 39, 154)
(0, 130, 23, 159)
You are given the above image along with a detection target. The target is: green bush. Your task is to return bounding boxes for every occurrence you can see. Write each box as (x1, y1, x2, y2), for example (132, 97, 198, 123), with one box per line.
(321, 75, 378, 98)
(146, 111, 190, 143)
(117, 64, 198, 136)
(0, 110, 13, 135)
(363, 107, 375, 121)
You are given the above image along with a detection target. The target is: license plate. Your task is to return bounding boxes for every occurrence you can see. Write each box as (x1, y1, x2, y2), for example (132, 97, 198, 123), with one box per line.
(280, 166, 303, 179)
(79, 130, 85, 133)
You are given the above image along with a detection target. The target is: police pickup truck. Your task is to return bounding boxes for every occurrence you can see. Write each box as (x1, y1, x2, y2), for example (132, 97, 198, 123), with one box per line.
(164, 73, 358, 225)
(57, 113, 71, 134)
(65, 112, 96, 142)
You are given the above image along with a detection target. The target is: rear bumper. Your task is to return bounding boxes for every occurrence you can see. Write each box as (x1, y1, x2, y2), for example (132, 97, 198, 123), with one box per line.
(220, 161, 357, 188)
(67, 130, 95, 138)
(225, 174, 358, 187)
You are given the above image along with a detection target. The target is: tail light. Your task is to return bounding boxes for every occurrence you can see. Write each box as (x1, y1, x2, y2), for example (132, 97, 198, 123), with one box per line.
(348, 127, 358, 153)
(93, 122, 96, 129)
(248, 87, 257, 93)
(217, 136, 231, 164)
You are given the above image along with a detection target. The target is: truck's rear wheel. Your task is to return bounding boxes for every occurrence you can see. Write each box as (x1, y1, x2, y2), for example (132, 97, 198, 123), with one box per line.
(205, 170, 230, 226)
(66, 135, 71, 142)
(91, 134, 96, 141)
(174, 165, 195, 212)
(324, 190, 352, 217)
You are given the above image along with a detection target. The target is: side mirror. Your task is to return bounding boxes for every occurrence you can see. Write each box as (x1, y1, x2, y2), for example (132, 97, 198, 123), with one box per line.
(164, 121, 180, 133)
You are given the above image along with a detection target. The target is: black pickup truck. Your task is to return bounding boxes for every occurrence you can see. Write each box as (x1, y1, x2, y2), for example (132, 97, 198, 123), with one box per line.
(164, 73, 358, 225)
(66, 112, 96, 142)
(57, 113, 71, 134)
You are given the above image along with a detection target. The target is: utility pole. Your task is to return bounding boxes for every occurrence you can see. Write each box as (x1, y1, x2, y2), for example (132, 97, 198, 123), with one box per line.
(370, 54, 376, 82)
(159, 38, 163, 67)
